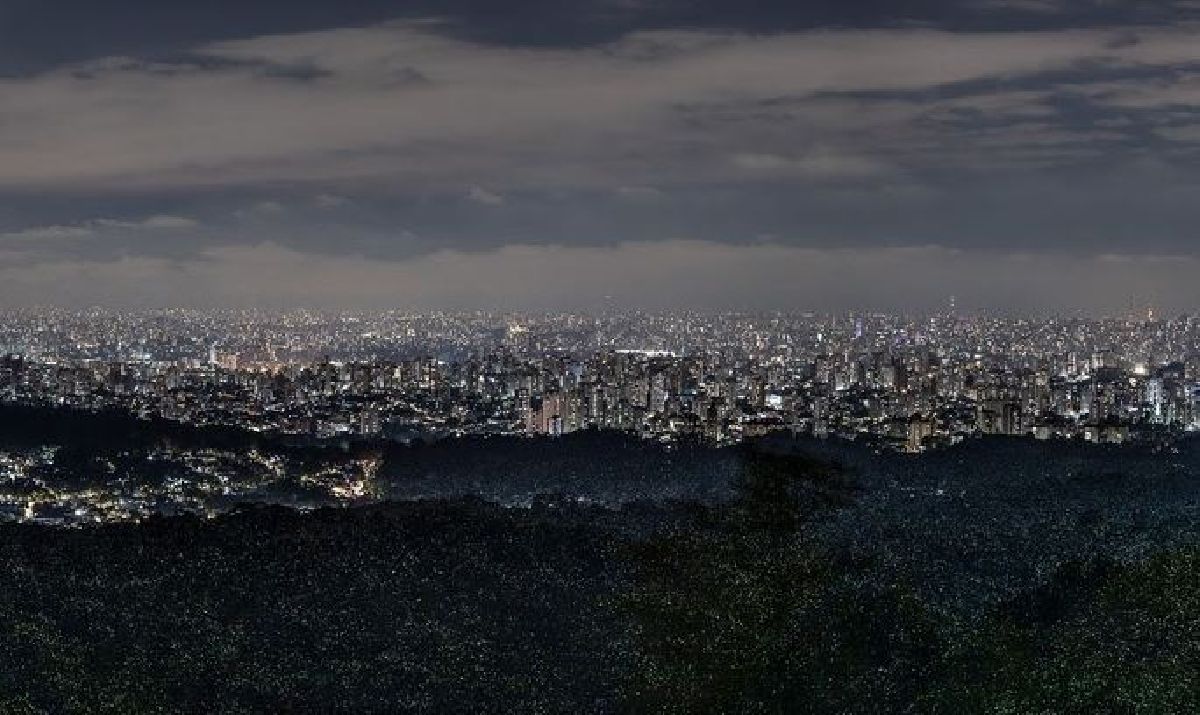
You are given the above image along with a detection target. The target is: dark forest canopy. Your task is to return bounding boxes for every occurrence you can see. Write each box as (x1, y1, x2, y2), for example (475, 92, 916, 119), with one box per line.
(1, 405, 1199, 711)
(1, 486, 1196, 712)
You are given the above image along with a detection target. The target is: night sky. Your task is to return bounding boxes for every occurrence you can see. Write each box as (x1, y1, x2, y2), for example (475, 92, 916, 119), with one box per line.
(1, 1, 1198, 312)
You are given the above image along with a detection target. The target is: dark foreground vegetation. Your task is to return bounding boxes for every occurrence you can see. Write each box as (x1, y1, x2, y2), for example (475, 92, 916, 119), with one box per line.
(2, 432, 1199, 712)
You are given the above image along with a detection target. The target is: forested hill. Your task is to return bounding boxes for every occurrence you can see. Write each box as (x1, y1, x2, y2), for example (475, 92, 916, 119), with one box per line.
(2, 428, 1199, 712)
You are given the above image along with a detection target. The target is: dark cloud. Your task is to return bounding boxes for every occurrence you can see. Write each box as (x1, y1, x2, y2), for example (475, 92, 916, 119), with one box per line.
(1, 0, 1194, 75)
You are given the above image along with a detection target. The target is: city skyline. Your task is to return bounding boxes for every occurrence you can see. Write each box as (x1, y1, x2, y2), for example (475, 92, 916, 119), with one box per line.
(1, 2, 1200, 311)
(5, 306, 1200, 525)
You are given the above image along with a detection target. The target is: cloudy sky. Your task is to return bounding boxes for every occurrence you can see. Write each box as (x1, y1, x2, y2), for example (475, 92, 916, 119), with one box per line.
(1, 1, 1199, 313)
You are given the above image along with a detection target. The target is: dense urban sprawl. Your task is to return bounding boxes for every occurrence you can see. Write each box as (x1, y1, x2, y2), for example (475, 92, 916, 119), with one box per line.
(4, 308, 1200, 525)
(2, 308, 1198, 449)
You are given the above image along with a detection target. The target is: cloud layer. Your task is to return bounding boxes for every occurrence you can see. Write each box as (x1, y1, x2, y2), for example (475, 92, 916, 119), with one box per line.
(3, 23, 1199, 189)
(0, 4, 1198, 310)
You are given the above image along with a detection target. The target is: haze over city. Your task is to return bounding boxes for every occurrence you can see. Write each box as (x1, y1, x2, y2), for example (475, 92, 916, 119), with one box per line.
(1, 1, 1199, 311)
